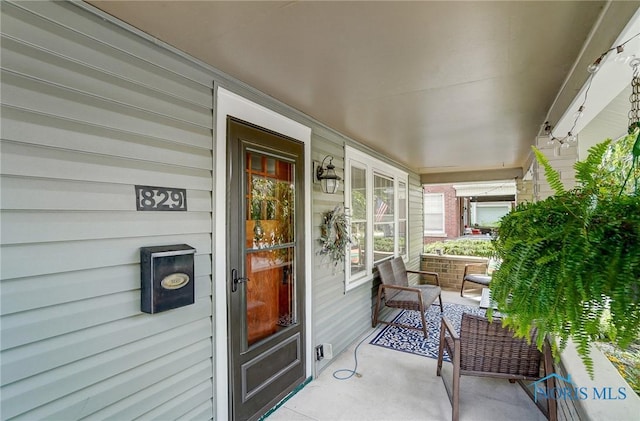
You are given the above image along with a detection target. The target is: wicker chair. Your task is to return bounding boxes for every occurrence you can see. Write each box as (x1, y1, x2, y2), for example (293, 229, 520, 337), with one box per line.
(437, 313, 557, 421)
(372, 257, 443, 338)
(460, 262, 491, 297)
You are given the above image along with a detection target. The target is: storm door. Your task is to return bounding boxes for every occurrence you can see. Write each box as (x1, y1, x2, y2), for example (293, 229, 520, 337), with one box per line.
(227, 117, 306, 421)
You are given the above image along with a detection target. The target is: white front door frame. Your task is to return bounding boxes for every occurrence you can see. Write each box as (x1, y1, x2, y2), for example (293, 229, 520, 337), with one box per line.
(214, 87, 313, 420)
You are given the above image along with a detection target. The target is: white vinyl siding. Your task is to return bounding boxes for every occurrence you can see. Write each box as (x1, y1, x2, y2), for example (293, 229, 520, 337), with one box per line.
(0, 1, 214, 419)
(310, 135, 357, 374)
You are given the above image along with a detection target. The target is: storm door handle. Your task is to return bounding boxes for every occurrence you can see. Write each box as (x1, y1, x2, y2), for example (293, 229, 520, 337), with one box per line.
(231, 268, 250, 292)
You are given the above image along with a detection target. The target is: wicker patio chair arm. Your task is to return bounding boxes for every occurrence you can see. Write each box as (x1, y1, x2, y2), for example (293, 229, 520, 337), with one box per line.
(441, 316, 459, 341)
(406, 269, 441, 286)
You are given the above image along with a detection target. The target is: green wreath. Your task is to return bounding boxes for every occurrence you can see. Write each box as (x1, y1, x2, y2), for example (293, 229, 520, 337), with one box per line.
(318, 205, 351, 266)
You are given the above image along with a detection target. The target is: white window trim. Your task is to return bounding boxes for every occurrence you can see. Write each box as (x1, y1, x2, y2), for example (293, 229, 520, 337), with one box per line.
(398, 179, 408, 257)
(345, 146, 408, 292)
(345, 158, 369, 287)
(424, 192, 445, 236)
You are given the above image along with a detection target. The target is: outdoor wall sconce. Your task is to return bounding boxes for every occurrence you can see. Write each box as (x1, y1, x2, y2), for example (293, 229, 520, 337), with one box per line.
(315, 155, 342, 194)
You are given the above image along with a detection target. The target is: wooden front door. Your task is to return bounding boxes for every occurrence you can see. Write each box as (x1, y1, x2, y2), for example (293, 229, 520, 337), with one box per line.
(227, 117, 306, 421)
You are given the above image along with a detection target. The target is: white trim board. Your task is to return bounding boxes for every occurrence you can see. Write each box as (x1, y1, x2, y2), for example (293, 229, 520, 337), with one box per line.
(214, 87, 312, 420)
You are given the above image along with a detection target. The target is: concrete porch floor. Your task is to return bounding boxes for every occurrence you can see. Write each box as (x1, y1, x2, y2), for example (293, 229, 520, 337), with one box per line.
(267, 289, 547, 421)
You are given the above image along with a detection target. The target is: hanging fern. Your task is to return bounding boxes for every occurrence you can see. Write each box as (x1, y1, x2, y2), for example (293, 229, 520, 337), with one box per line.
(491, 132, 640, 378)
(574, 139, 611, 193)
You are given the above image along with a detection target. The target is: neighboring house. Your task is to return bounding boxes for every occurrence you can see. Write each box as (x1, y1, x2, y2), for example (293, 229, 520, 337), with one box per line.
(423, 181, 517, 244)
(423, 184, 460, 243)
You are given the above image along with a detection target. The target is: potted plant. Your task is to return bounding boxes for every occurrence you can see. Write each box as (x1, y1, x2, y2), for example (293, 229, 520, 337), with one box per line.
(489, 130, 640, 376)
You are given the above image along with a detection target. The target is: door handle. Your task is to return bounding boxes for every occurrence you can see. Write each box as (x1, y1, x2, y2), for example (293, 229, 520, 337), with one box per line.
(231, 268, 250, 292)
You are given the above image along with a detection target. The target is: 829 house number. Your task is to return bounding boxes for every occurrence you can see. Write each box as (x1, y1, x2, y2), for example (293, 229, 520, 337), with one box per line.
(135, 185, 187, 211)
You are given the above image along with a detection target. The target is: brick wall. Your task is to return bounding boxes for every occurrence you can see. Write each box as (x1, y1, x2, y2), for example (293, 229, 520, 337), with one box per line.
(420, 254, 488, 290)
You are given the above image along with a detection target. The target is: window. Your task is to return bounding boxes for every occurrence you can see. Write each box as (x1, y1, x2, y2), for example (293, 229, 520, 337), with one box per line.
(398, 181, 407, 256)
(424, 193, 445, 235)
(471, 202, 512, 227)
(349, 164, 367, 280)
(345, 146, 409, 291)
(373, 173, 394, 263)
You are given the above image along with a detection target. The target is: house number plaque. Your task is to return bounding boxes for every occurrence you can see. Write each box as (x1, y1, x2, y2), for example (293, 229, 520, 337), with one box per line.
(135, 185, 187, 211)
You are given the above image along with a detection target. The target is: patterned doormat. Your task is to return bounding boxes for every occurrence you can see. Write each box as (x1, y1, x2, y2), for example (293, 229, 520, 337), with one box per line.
(370, 303, 487, 361)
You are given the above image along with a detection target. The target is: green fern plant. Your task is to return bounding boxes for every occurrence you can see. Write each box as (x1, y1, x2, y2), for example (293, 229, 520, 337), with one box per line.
(490, 131, 640, 377)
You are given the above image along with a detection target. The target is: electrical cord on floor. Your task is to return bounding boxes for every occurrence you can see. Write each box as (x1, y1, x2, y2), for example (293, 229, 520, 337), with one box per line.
(332, 328, 379, 380)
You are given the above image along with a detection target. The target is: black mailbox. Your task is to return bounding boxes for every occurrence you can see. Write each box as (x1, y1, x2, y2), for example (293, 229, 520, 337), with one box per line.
(140, 244, 196, 314)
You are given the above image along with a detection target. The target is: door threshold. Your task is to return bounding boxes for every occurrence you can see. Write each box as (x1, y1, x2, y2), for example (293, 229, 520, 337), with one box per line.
(259, 376, 313, 420)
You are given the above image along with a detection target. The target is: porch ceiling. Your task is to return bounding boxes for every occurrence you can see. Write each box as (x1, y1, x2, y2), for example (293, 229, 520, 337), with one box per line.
(87, 1, 634, 181)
